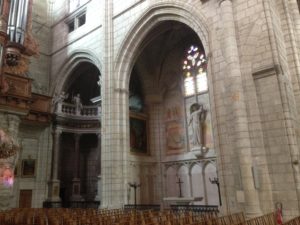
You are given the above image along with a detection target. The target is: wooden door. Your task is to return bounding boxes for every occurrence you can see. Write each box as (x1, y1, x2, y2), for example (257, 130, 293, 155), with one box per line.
(19, 190, 32, 208)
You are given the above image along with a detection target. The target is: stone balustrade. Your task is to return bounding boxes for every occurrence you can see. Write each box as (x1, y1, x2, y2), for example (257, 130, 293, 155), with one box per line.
(55, 102, 101, 119)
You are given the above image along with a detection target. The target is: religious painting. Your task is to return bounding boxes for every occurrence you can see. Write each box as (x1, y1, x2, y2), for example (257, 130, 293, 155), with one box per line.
(21, 159, 36, 177)
(165, 121, 185, 154)
(164, 94, 186, 155)
(130, 113, 148, 154)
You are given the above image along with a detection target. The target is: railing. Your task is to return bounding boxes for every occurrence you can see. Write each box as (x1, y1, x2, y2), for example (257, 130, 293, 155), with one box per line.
(170, 205, 219, 214)
(56, 102, 101, 119)
(123, 204, 161, 211)
(43, 201, 100, 209)
(123, 204, 219, 214)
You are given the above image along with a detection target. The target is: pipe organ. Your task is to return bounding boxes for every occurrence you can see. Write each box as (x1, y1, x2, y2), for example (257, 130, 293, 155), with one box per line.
(0, 0, 51, 124)
(6, 0, 29, 66)
(0, 0, 11, 93)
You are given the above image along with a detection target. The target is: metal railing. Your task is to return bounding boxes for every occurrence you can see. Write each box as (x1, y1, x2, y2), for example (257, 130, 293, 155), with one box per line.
(43, 201, 100, 209)
(124, 204, 161, 211)
(170, 205, 219, 214)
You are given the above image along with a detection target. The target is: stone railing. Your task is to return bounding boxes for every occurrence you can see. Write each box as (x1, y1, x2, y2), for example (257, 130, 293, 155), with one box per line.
(55, 102, 101, 119)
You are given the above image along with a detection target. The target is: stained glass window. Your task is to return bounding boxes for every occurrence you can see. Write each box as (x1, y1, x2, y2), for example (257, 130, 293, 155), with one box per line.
(183, 45, 207, 96)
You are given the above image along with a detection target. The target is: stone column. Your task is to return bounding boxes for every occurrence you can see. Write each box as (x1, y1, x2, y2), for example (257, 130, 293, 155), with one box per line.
(94, 175, 102, 202)
(219, 0, 261, 216)
(47, 129, 62, 202)
(71, 133, 83, 201)
(97, 133, 101, 175)
(188, 170, 193, 197)
(94, 133, 101, 202)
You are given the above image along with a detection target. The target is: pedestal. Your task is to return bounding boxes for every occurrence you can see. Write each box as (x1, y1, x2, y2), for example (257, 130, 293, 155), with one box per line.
(47, 179, 61, 202)
(163, 197, 203, 209)
(191, 146, 209, 158)
(70, 178, 84, 201)
(94, 175, 102, 201)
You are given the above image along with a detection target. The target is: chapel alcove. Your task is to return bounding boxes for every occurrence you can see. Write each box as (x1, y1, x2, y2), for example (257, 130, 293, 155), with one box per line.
(128, 20, 218, 205)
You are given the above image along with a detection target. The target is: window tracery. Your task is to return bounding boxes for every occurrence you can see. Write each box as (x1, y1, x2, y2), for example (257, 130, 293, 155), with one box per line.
(182, 45, 207, 96)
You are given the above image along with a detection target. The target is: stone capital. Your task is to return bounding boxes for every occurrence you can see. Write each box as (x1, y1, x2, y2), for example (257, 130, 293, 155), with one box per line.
(7, 114, 21, 124)
(52, 129, 62, 136)
(219, 0, 232, 6)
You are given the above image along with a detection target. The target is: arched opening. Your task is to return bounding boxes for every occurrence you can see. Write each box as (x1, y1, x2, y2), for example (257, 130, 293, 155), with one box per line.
(64, 62, 100, 105)
(53, 61, 101, 206)
(127, 20, 217, 206)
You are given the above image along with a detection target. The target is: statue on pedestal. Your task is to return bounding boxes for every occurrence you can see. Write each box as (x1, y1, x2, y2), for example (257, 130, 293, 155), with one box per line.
(188, 103, 207, 152)
(52, 91, 68, 112)
(73, 94, 82, 115)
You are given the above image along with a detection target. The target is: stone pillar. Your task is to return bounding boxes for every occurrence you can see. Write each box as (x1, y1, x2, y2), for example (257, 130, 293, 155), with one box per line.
(97, 133, 101, 175)
(94, 175, 102, 202)
(74, 133, 81, 179)
(219, 0, 261, 216)
(94, 133, 101, 202)
(188, 170, 193, 198)
(71, 133, 83, 201)
(47, 129, 62, 202)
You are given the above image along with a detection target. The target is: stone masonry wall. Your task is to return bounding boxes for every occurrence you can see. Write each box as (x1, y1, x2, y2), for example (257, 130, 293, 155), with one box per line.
(22, 0, 300, 218)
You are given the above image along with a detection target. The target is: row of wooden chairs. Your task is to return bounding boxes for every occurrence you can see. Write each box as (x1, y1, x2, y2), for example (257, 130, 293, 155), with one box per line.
(0, 208, 288, 225)
(0, 208, 216, 225)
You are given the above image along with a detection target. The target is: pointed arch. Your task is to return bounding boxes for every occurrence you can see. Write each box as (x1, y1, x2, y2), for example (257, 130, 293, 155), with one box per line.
(114, 2, 210, 92)
(51, 49, 102, 95)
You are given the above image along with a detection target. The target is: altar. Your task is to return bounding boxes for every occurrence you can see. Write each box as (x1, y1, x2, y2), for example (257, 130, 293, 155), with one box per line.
(163, 197, 203, 206)
(163, 197, 195, 205)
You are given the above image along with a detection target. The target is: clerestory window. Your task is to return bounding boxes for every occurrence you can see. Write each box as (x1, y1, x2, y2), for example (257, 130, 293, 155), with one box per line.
(66, 12, 86, 33)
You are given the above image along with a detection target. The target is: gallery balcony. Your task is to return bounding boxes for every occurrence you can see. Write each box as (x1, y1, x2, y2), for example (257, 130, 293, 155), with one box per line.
(54, 102, 101, 120)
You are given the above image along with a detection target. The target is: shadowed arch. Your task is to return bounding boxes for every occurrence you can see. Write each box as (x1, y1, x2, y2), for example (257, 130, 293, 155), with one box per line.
(114, 2, 210, 92)
(51, 49, 102, 96)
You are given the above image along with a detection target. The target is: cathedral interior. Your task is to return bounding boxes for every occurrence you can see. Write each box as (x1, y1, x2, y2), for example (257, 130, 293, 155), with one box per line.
(0, 0, 300, 223)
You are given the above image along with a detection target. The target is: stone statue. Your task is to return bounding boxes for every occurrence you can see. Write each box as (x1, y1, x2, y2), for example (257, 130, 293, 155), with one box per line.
(73, 93, 82, 115)
(52, 91, 68, 112)
(129, 92, 143, 112)
(97, 75, 102, 87)
(189, 103, 207, 148)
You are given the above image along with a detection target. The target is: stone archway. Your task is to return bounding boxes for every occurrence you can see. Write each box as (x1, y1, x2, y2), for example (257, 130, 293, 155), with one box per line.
(51, 50, 102, 97)
(101, 2, 213, 208)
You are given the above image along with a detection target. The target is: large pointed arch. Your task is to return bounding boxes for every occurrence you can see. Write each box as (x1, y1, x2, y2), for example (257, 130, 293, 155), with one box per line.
(114, 2, 210, 92)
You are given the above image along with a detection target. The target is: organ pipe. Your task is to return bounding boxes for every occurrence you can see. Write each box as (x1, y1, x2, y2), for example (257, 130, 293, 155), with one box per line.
(0, 0, 10, 93)
(7, 0, 29, 45)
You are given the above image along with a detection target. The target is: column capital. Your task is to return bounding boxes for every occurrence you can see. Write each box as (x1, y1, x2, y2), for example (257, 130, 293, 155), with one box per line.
(219, 0, 232, 6)
(52, 129, 62, 137)
(7, 114, 21, 123)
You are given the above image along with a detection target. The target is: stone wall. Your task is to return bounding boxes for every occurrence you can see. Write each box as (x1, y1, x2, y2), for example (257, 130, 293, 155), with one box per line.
(16, 0, 300, 218)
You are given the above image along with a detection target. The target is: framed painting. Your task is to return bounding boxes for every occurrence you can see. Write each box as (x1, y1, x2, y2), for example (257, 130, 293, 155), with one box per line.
(130, 113, 148, 154)
(21, 159, 36, 177)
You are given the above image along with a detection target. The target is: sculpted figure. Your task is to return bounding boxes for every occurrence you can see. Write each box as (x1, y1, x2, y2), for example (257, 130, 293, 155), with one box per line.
(189, 103, 207, 147)
(52, 91, 68, 112)
(73, 93, 82, 115)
